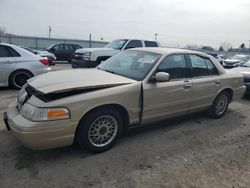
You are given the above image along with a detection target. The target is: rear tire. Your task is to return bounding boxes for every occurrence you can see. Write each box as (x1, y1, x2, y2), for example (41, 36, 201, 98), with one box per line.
(207, 91, 229, 118)
(76, 108, 123, 153)
(9, 70, 33, 89)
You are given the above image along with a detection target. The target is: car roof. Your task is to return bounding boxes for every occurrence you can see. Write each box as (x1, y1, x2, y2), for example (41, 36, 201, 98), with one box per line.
(129, 47, 206, 55)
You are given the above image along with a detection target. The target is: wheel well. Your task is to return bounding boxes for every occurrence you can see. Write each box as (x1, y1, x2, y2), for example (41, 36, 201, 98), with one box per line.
(75, 104, 129, 135)
(8, 69, 33, 85)
(220, 88, 233, 102)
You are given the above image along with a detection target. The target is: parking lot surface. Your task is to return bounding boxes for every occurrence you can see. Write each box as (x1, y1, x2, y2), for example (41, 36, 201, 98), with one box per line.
(0, 65, 250, 187)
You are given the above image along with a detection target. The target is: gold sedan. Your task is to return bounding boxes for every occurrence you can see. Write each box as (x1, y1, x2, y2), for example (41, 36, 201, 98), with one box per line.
(4, 48, 246, 153)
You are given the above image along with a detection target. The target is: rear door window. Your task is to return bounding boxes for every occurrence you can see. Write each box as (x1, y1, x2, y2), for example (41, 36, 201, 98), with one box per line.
(188, 55, 218, 77)
(205, 59, 218, 75)
(125, 40, 143, 49)
(145, 41, 158, 47)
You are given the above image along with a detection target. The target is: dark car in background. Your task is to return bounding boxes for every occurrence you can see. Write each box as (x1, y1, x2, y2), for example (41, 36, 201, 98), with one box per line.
(47, 43, 82, 61)
(22, 47, 56, 66)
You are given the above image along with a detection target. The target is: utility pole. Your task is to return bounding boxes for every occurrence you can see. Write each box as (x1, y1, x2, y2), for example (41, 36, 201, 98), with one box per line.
(89, 33, 92, 48)
(49, 26, 52, 38)
(249, 40, 250, 51)
(154, 33, 158, 41)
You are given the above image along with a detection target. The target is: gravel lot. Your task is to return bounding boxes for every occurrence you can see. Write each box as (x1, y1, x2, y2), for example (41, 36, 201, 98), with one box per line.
(0, 64, 250, 187)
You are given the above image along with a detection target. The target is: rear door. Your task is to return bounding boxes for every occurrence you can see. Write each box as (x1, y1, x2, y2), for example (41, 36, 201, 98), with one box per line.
(0, 45, 19, 84)
(143, 54, 192, 123)
(64, 44, 75, 61)
(186, 54, 222, 112)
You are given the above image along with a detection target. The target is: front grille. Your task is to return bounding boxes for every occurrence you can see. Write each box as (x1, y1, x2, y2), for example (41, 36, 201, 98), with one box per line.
(244, 77, 250, 83)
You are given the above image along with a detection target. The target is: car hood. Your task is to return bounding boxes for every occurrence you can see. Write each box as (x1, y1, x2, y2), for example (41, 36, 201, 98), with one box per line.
(76, 48, 116, 53)
(27, 69, 136, 94)
(231, 67, 250, 76)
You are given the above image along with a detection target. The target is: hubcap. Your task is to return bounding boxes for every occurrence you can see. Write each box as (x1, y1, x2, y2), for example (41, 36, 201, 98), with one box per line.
(14, 73, 30, 88)
(88, 115, 118, 147)
(215, 95, 228, 115)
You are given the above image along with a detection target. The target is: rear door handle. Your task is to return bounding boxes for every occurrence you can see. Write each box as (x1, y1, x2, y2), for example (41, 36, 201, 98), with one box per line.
(183, 80, 192, 89)
(3, 61, 15, 64)
(184, 84, 192, 89)
(215, 80, 221, 85)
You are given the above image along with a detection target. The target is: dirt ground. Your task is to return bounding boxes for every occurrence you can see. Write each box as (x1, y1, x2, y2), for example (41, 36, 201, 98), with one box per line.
(0, 66, 249, 187)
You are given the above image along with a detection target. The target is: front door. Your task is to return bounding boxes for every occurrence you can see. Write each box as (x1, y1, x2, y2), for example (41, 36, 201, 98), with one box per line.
(143, 54, 192, 123)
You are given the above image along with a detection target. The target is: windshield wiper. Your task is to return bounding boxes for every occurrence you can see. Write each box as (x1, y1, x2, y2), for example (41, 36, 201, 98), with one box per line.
(97, 67, 116, 74)
(103, 69, 116, 74)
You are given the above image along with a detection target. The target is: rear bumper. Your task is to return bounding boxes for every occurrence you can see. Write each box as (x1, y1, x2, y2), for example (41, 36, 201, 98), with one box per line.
(71, 59, 99, 68)
(32, 67, 51, 76)
(4, 101, 77, 150)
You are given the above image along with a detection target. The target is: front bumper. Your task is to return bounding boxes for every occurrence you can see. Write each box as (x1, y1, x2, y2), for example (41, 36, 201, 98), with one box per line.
(71, 59, 99, 68)
(244, 82, 250, 94)
(4, 101, 77, 150)
(233, 85, 246, 100)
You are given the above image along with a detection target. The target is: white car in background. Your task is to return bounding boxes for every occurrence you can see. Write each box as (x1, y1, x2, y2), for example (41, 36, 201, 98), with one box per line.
(0, 43, 51, 89)
(71, 39, 160, 68)
(223, 54, 250, 68)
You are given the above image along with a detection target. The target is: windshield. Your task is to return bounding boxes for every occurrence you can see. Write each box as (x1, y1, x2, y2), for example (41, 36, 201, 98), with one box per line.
(230, 55, 247, 61)
(97, 51, 161, 81)
(105, 39, 128, 50)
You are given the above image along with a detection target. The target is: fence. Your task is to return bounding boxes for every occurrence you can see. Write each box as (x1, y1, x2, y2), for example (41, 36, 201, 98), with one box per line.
(0, 35, 108, 50)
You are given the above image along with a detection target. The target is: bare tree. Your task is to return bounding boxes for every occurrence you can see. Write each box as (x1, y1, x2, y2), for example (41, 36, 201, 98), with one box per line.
(239, 43, 246, 49)
(0, 26, 6, 35)
(220, 42, 232, 51)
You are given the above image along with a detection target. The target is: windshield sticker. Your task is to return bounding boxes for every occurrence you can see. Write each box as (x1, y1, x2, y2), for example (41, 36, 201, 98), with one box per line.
(138, 57, 155, 64)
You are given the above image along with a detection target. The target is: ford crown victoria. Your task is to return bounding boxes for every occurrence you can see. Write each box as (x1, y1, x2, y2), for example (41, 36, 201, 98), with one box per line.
(4, 48, 246, 153)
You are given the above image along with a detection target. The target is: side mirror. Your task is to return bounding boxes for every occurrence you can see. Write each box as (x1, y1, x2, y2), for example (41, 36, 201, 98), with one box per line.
(155, 72, 170, 82)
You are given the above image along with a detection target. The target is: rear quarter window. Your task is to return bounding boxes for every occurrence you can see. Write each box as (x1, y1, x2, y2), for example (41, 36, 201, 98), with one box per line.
(0, 45, 20, 57)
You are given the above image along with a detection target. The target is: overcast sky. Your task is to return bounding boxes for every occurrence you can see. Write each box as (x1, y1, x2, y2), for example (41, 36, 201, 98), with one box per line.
(1, 0, 250, 48)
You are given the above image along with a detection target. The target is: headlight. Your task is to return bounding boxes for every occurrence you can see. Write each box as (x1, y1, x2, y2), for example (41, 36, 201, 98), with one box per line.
(21, 103, 70, 121)
(82, 52, 91, 61)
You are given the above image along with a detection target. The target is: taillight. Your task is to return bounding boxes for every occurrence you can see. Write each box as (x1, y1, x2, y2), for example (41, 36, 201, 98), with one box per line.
(39, 58, 49, 66)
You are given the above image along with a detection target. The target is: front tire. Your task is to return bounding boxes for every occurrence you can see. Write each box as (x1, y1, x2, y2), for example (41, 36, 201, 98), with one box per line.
(207, 91, 229, 118)
(9, 70, 33, 89)
(76, 108, 123, 153)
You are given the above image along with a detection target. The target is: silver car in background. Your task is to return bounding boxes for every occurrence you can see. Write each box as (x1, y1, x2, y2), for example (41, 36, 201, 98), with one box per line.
(223, 54, 250, 68)
(0, 43, 51, 89)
